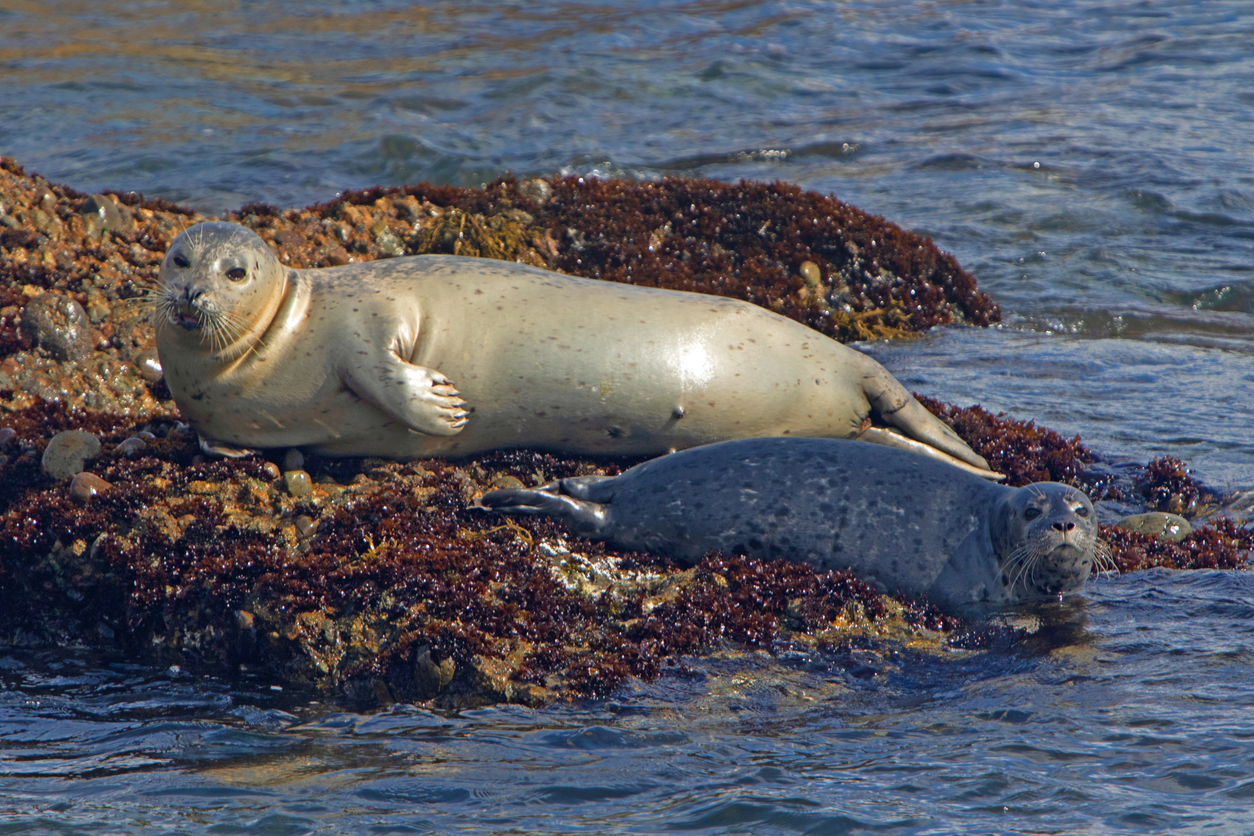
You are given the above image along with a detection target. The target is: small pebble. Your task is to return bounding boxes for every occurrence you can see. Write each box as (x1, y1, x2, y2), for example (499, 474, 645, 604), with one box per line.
(294, 515, 317, 539)
(262, 461, 281, 480)
(1115, 512, 1193, 543)
(114, 436, 148, 457)
(81, 193, 124, 238)
(20, 294, 95, 361)
(285, 470, 313, 498)
(41, 429, 102, 480)
(491, 474, 526, 490)
(283, 448, 304, 472)
(30, 208, 59, 235)
(375, 229, 405, 257)
(518, 178, 552, 206)
(134, 348, 164, 382)
(0, 427, 14, 446)
(69, 471, 112, 503)
(800, 261, 822, 286)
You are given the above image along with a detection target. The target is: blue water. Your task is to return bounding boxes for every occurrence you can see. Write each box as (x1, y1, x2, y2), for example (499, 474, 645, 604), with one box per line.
(3, 1, 1254, 832)
(5, 572, 1254, 834)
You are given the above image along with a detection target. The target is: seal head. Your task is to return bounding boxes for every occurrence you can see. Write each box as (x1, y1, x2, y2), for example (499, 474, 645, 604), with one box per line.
(156, 221, 288, 359)
(993, 483, 1102, 599)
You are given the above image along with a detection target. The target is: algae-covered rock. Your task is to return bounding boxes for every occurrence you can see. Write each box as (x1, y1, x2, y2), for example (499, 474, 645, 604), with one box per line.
(20, 293, 95, 361)
(1, 154, 1250, 708)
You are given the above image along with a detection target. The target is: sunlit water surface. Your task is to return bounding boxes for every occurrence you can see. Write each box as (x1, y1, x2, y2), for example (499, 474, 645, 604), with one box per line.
(2, 2, 1253, 832)
(5, 573, 1254, 834)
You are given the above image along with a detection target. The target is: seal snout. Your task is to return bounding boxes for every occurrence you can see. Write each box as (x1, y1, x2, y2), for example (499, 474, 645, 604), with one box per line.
(166, 286, 209, 331)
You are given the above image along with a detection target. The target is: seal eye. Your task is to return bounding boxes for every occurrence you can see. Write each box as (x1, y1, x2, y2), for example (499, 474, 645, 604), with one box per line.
(225, 267, 247, 282)
(173, 253, 191, 269)
(1075, 506, 1090, 518)
(1023, 507, 1042, 521)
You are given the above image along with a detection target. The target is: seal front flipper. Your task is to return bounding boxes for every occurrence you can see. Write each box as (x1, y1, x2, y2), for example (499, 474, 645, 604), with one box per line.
(477, 487, 611, 538)
(199, 435, 257, 458)
(342, 358, 470, 436)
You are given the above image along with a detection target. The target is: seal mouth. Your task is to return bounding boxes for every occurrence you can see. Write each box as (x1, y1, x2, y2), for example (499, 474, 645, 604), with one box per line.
(1031, 544, 1093, 594)
(173, 308, 204, 330)
(1001, 538, 1096, 600)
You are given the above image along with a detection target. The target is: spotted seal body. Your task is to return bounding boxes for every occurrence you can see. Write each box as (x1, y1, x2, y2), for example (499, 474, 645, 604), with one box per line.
(479, 438, 1106, 610)
(155, 222, 992, 472)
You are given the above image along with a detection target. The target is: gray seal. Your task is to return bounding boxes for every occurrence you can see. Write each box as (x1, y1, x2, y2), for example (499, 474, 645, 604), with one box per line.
(479, 438, 1109, 611)
(154, 221, 993, 474)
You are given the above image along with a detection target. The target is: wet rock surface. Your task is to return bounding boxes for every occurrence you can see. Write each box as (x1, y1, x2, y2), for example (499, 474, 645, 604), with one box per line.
(40, 429, 101, 479)
(1, 156, 1249, 709)
(19, 293, 95, 361)
(1116, 512, 1193, 543)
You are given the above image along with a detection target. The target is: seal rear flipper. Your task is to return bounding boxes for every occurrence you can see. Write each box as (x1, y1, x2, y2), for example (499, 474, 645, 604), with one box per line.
(476, 488, 611, 537)
(557, 474, 616, 501)
(341, 358, 469, 436)
(857, 367, 993, 473)
(857, 428, 1005, 481)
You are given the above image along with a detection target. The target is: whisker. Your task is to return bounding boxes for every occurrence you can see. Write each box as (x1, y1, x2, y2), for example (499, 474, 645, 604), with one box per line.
(1091, 539, 1119, 576)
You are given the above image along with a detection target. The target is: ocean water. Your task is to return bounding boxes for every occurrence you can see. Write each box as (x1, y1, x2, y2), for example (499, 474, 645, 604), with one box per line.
(5, 572, 1254, 834)
(2, 1, 1254, 833)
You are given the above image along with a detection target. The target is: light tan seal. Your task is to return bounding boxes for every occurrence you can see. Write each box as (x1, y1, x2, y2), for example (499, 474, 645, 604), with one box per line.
(154, 221, 993, 473)
(479, 438, 1111, 612)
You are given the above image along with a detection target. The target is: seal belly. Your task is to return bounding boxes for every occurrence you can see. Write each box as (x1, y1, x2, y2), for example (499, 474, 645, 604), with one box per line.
(377, 267, 866, 456)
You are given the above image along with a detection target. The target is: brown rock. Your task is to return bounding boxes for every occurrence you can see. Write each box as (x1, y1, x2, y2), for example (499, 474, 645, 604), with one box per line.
(20, 294, 94, 361)
(69, 471, 111, 503)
